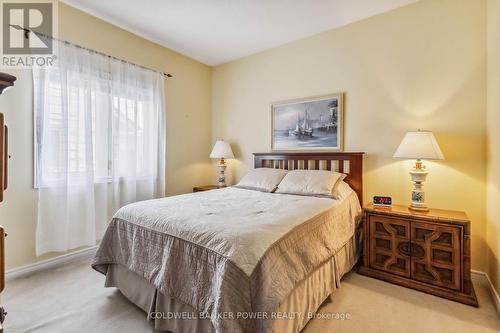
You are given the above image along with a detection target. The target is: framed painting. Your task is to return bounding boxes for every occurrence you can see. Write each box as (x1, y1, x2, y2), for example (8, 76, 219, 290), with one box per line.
(271, 93, 344, 151)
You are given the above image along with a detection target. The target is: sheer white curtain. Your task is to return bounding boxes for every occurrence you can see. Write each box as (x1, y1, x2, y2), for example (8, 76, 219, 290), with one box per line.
(34, 40, 165, 256)
(109, 59, 165, 211)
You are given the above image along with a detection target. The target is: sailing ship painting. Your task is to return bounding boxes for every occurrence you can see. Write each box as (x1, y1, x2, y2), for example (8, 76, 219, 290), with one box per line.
(272, 93, 343, 151)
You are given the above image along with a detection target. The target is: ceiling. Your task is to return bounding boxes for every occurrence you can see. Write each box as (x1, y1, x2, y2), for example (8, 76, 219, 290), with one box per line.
(62, 0, 418, 66)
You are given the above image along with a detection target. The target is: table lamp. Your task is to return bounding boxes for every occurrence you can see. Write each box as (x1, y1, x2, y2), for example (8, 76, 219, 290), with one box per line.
(209, 140, 234, 187)
(393, 130, 444, 212)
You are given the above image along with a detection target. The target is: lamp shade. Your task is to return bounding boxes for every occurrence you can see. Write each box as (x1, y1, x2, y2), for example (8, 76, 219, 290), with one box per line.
(393, 131, 444, 160)
(209, 140, 234, 159)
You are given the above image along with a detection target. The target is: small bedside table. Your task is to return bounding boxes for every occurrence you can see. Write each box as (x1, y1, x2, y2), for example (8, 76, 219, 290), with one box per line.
(358, 203, 478, 307)
(193, 185, 219, 192)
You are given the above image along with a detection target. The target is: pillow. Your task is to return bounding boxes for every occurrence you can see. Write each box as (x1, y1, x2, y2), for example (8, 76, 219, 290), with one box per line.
(234, 168, 289, 192)
(275, 170, 346, 197)
(332, 180, 353, 200)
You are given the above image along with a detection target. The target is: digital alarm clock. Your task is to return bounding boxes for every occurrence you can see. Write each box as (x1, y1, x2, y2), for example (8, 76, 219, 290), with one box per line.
(373, 196, 392, 207)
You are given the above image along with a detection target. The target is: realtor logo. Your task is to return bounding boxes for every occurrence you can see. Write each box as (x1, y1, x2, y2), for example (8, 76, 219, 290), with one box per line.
(0, 0, 57, 67)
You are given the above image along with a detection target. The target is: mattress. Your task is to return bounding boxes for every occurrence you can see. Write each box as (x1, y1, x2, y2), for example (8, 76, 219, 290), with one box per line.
(93, 187, 361, 332)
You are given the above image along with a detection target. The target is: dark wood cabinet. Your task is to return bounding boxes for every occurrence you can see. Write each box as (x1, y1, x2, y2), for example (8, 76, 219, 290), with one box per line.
(368, 215, 411, 278)
(0, 73, 16, 332)
(410, 220, 462, 291)
(193, 185, 219, 192)
(0, 113, 7, 203)
(358, 203, 478, 307)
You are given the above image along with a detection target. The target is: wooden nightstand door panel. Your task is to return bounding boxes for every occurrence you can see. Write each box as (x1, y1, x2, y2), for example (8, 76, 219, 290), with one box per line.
(369, 215, 411, 277)
(410, 221, 462, 291)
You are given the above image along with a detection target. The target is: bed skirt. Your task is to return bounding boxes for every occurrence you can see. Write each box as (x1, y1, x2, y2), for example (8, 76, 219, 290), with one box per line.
(104, 224, 361, 333)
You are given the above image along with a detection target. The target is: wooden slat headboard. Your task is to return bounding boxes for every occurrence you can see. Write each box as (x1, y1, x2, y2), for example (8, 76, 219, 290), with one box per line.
(253, 152, 364, 205)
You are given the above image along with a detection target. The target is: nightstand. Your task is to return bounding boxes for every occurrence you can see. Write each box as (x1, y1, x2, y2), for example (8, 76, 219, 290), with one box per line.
(193, 185, 219, 192)
(358, 203, 478, 307)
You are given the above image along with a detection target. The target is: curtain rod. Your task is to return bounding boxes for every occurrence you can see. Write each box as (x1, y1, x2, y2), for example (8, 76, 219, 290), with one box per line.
(18, 27, 173, 78)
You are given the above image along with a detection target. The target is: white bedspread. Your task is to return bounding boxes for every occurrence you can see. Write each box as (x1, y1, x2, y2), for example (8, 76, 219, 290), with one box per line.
(94, 186, 362, 333)
(114, 187, 360, 275)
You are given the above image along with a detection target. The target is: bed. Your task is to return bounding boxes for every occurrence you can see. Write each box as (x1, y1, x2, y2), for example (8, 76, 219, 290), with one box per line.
(92, 152, 364, 333)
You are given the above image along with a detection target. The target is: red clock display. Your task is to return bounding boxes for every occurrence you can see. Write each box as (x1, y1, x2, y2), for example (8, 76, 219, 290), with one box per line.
(373, 196, 392, 206)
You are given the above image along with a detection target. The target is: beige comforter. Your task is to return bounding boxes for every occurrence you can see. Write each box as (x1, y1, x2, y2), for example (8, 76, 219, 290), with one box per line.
(92, 187, 361, 333)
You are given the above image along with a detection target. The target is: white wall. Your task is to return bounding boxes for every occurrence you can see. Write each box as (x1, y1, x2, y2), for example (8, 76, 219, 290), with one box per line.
(0, 3, 214, 270)
(487, 0, 500, 294)
(212, 0, 488, 271)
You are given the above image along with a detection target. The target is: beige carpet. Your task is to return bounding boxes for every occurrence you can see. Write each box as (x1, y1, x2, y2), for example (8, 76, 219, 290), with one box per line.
(3, 258, 499, 333)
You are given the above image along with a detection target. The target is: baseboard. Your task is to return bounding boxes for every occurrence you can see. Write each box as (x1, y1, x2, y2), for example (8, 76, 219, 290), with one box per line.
(6, 246, 98, 281)
(472, 269, 500, 316)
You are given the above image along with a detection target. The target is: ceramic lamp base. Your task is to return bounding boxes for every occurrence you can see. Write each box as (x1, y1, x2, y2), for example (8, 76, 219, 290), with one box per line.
(409, 205, 429, 213)
(217, 159, 227, 187)
(409, 167, 429, 213)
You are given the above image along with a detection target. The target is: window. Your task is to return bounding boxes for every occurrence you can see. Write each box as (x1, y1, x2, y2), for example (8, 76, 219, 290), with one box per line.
(34, 67, 163, 187)
(34, 39, 165, 256)
(34, 71, 112, 186)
